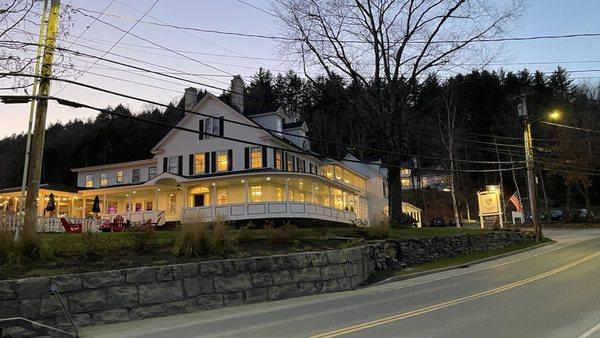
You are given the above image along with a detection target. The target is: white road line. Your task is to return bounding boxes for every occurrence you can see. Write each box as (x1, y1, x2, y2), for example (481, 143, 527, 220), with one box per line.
(580, 322, 600, 338)
(371, 237, 597, 295)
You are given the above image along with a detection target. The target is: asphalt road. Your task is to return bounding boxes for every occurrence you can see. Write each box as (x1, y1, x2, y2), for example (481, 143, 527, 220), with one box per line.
(83, 228, 600, 338)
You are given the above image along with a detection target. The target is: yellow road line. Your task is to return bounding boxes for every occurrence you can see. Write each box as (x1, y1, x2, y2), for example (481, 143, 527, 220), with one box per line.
(310, 250, 600, 338)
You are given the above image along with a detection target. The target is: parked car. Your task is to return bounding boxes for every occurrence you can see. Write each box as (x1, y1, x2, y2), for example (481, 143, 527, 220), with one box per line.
(447, 219, 463, 227)
(549, 209, 565, 221)
(429, 218, 446, 227)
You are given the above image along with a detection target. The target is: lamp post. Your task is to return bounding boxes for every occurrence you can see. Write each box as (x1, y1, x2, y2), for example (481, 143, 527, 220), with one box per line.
(517, 97, 561, 241)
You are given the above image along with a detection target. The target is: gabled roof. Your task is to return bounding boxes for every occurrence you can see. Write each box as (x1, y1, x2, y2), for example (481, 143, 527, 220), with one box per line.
(150, 93, 322, 161)
(71, 159, 156, 172)
(244, 106, 281, 116)
(283, 121, 307, 130)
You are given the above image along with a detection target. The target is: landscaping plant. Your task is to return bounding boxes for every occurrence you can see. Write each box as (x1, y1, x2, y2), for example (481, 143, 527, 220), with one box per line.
(370, 219, 390, 239)
(172, 222, 210, 257)
(128, 225, 156, 252)
(209, 217, 238, 255)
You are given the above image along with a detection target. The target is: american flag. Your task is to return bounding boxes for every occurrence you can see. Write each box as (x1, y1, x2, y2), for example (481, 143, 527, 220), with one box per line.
(509, 191, 523, 212)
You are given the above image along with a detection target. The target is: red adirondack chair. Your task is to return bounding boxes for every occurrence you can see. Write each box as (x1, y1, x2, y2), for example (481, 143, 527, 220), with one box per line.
(60, 218, 82, 234)
(110, 215, 125, 232)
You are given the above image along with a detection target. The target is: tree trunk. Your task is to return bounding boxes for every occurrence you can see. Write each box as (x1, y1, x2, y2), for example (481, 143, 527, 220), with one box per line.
(584, 184, 592, 221)
(449, 157, 460, 227)
(387, 166, 404, 225)
(538, 170, 550, 222)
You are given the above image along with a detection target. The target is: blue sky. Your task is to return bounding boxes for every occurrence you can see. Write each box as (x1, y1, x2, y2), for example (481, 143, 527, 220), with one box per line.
(1, 0, 600, 138)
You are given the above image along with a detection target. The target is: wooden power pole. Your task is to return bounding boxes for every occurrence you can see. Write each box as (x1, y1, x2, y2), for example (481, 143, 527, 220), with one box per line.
(22, 0, 61, 237)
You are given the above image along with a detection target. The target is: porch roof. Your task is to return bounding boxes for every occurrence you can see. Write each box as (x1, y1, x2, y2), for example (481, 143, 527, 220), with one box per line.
(0, 184, 79, 195)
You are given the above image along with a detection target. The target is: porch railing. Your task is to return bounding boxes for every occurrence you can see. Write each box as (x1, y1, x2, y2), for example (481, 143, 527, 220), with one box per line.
(1, 215, 103, 233)
(182, 201, 357, 224)
(101, 210, 165, 225)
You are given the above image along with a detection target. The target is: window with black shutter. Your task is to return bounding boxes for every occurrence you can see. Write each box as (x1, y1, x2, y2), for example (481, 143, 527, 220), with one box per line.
(163, 157, 168, 173)
(227, 149, 233, 171)
(189, 154, 194, 175)
(219, 117, 224, 137)
(211, 151, 216, 173)
(198, 119, 204, 140)
(244, 147, 250, 169)
(204, 152, 210, 173)
(178, 156, 183, 176)
(261, 146, 267, 167)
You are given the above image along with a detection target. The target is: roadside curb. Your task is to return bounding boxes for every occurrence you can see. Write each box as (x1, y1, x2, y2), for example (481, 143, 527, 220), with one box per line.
(368, 241, 554, 287)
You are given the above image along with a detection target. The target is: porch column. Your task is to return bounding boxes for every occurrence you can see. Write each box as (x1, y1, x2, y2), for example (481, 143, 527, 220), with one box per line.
(182, 187, 188, 209)
(70, 197, 75, 217)
(244, 181, 249, 203)
(211, 184, 217, 206)
(329, 187, 334, 208)
(284, 179, 289, 202)
(127, 194, 132, 219)
(155, 189, 159, 211)
(103, 194, 107, 218)
(311, 180, 315, 203)
(82, 198, 86, 218)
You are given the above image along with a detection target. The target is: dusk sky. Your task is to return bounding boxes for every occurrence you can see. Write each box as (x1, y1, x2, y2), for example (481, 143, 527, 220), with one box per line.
(2, 0, 600, 138)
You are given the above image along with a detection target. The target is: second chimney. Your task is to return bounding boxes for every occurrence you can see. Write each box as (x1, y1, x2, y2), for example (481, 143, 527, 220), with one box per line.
(184, 87, 198, 112)
(230, 75, 244, 113)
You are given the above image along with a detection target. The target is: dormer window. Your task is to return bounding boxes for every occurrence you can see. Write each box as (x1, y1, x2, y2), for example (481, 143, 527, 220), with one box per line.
(85, 174, 93, 188)
(200, 117, 223, 140)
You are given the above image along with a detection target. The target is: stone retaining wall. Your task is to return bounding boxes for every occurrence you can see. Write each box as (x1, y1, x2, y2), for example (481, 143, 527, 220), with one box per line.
(0, 243, 385, 334)
(0, 230, 534, 335)
(383, 231, 535, 267)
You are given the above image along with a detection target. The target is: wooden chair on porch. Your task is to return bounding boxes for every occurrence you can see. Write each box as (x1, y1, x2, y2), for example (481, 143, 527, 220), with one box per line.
(60, 218, 82, 234)
(110, 215, 125, 232)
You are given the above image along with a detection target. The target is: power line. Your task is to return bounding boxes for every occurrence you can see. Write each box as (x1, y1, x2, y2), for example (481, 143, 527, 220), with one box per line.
(1, 72, 526, 167)
(69, 6, 600, 45)
(0, 94, 528, 174)
(63, 0, 117, 50)
(236, 0, 277, 17)
(56, 0, 160, 95)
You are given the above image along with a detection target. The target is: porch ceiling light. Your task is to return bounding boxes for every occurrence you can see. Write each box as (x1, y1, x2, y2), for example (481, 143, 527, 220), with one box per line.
(300, 182, 303, 185)
(241, 180, 245, 183)
(157, 188, 161, 191)
(125, 194, 129, 197)
(211, 183, 216, 186)
(266, 177, 271, 181)
(132, 191, 137, 194)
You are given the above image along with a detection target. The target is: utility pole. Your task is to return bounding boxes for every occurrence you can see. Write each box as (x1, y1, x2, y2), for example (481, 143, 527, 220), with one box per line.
(23, 0, 61, 237)
(16, 0, 50, 241)
(518, 96, 543, 241)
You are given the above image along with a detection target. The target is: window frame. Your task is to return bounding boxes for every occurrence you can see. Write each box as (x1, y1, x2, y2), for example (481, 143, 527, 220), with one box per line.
(168, 157, 178, 174)
(194, 153, 205, 175)
(148, 166, 157, 179)
(116, 171, 123, 183)
(216, 150, 228, 172)
(132, 169, 141, 183)
(250, 185, 262, 203)
(84, 174, 93, 187)
(217, 189, 227, 205)
(275, 150, 282, 170)
(100, 173, 108, 187)
(250, 147, 262, 169)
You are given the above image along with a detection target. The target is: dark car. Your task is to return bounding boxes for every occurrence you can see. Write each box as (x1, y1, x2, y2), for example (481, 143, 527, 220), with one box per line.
(429, 217, 446, 227)
(549, 209, 565, 221)
(447, 219, 463, 227)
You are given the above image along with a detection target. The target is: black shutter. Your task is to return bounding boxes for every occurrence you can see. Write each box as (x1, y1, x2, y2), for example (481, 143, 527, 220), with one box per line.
(198, 119, 204, 140)
(303, 160, 307, 173)
(163, 157, 168, 173)
(227, 149, 233, 171)
(291, 156, 296, 171)
(273, 149, 277, 170)
(204, 152, 210, 173)
(189, 154, 194, 175)
(244, 147, 250, 169)
(283, 152, 287, 171)
(262, 146, 268, 167)
(178, 155, 183, 176)
(219, 116, 224, 137)
(211, 151, 216, 173)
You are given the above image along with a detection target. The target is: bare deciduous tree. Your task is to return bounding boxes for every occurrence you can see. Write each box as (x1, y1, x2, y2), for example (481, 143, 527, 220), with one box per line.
(274, 0, 523, 223)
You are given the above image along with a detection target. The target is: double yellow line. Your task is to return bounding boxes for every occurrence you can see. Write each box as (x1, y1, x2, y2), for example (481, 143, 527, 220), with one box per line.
(311, 250, 600, 338)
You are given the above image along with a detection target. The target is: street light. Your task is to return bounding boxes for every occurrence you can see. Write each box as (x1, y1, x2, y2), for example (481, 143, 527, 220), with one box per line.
(519, 96, 561, 242)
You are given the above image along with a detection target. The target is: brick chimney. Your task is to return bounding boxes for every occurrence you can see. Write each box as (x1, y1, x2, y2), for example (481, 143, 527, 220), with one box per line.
(230, 75, 244, 113)
(184, 87, 198, 112)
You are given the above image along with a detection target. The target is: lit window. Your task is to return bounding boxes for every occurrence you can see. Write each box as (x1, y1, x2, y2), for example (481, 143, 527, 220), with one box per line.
(203, 117, 221, 139)
(116, 171, 123, 183)
(145, 201, 153, 211)
(288, 189, 294, 201)
(132, 169, 140, 183)
(275, 150, 282, 170)
(334, 166, 342, 180)
(148, 166, 157, 179)
(107, 201, 118, 214)
(217, 151, 228, 172)
(135, 202, 143, 212)
(401, 168, 411, 176)
(286, 155, 293, 171)
(194, 153, 205, 174)
(100, 173, 108, 186)
(401, 179, 411, 188)
(168, 157, 178, 174)
(383, 181, 389, 198)
(298, 192, 305, 202)
(276, 187, 283, 201)
(250, 147, 262, 169)
(420, 177, 428, 187)
(250, 186, 262, 202)
(85, 174, 93, 187)
(168, 194, 177, 213)
(217, 190, 227, 205)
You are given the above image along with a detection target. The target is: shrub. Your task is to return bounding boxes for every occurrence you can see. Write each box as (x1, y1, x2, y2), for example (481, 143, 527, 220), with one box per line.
(391, 213, 417, 228)
(18, 232, 50, 261)
(0, 231, 17, 265)
(265, 222, 301, 244)
(236, 222, 256, 244)
(172, 223, 210, 257)
(370, 220, 390, 239)
(128, 225, 156, 252)
(81, 232, 121, 260)
(209, 218, 238, 255)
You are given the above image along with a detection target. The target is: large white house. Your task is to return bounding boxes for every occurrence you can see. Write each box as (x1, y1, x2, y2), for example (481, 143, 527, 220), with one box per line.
(1, 77, 422, 227)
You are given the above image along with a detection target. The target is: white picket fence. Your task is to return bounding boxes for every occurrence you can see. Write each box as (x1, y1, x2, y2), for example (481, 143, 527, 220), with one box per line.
(0, 215, 103, 233)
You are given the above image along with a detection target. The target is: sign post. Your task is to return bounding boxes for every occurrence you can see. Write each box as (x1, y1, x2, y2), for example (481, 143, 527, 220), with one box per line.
(477, 185, 504, 229)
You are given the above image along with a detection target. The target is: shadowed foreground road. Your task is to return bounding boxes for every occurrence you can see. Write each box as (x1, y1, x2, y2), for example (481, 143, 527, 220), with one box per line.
(83, 229, 600, 338)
